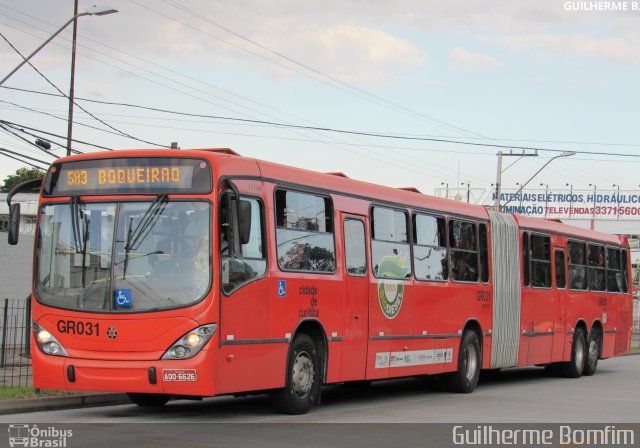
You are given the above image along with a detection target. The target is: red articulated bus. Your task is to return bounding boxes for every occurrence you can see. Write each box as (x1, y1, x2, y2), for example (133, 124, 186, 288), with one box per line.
(6, 148, 633, 414)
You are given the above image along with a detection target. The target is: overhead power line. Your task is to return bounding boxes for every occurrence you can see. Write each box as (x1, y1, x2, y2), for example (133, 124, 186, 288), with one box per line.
(0, 118, 113, 151)
(0, 147, 50, 167)
(0, 30, 169, 149)
(3, 86, 638, 159)
(154, 0, 491, 140)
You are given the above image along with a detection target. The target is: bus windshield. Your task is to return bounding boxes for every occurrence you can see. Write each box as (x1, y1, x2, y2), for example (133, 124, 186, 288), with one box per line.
(35, 200, 211, 312)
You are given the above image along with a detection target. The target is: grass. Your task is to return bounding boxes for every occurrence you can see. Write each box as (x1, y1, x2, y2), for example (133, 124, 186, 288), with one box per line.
(0, 387, 82, 400)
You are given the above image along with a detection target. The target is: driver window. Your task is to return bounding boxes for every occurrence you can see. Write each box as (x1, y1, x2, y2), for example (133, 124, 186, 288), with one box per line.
(220, 195, 266, 294)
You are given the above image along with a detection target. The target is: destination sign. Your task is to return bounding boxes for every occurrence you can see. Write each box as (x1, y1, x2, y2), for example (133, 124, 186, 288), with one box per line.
(43, 157, 212, 196)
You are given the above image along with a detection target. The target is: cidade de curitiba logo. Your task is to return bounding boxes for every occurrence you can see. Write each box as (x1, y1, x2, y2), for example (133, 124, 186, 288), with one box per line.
(8, 424, 73, 448)
(376, 255, 411, 319)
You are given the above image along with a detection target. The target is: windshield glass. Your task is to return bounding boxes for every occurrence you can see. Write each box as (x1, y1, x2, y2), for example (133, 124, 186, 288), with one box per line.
(35, 200, 211, 312)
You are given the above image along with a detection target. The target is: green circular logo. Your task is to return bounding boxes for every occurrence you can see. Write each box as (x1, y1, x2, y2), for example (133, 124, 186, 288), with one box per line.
(378, 281, 404, 319)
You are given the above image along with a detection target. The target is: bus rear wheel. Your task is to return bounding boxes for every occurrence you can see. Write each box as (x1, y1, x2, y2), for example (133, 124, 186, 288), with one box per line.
(560, 327, 586, 378)
(127, 393, 171, 407)
(446, 331, 481, 393)
(583, 329, 601, 376)
(269, 334, 321, 414)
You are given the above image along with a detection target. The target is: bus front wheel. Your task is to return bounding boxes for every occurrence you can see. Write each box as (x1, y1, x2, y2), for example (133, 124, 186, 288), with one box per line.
(127, 393, 171, 407)
(445, 331, 481, 393)
(269, 334, 321, 414)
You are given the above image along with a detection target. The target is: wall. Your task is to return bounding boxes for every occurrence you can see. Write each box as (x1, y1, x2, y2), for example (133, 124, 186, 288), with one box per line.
(0, 234, 34, 301)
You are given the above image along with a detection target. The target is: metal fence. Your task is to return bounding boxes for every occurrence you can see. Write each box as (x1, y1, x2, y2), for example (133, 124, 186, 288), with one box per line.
(0, 297, 32, 387)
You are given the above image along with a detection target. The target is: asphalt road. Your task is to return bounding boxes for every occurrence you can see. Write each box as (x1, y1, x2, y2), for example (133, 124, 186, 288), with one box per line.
(3, 355, 639, 425)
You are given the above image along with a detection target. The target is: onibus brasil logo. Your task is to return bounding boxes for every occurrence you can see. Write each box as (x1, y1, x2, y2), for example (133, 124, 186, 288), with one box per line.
(8, 424, 73, 447)
(377, 255, 410, 319)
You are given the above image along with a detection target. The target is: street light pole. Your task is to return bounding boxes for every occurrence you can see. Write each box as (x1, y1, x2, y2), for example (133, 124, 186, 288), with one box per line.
(613, 183, 620, 220)
(566, 183, 574, 218)
(589, 183, 597, 228)
(440, 182, 449, 199)
(502, 151, 576, 209)
(461, 182, 471, 203)
(540, 182, 549, 217)
(0, 7, 117, 87)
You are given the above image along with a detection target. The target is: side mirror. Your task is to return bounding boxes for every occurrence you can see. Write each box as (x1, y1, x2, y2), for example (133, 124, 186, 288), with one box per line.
(238, 200, 252, 245)
(8, 203, 20, 245)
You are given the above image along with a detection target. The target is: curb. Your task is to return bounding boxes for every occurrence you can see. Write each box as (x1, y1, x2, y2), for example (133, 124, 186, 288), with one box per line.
(0, 393, 129, 415)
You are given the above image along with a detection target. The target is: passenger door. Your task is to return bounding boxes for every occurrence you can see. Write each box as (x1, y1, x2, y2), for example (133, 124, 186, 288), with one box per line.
(551, 248, 567, 361)
(339, 215, 369, 381)
(525, 233, 554, 365)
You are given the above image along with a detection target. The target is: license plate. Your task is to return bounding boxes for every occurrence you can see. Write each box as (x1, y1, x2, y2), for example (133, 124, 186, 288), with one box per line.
(162, 369, 197, 382)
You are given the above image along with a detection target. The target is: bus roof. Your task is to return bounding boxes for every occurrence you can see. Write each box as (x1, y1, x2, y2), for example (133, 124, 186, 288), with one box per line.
(54, 148, 629, 245)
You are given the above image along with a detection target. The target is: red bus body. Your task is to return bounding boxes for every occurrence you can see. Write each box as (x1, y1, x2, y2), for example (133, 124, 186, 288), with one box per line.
(28, 149, 633, 409)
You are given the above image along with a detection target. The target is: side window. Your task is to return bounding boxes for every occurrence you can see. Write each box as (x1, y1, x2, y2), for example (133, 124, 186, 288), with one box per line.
(344, 219, 367, 277)
(522, 232, 530, 286)
(606, 247, 621, 293)
(275, 190, 336, 273)
(588, 244, 606, 291)
(479, 223, 489, 283)
(568, 241, 587, 290)
(413, 213, 447, 281)
(530, 234, 551, 288)
(621, 249, 629, 293)
(220, 196, 267, 294)
(371, 207, 410, 279)
(555, 249, 566, 289)
(449, 220, 478, 282)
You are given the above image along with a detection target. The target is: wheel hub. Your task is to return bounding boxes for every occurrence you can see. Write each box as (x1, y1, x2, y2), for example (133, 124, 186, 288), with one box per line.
(292, 350, 314, 399)
(464, 345, 478, 381)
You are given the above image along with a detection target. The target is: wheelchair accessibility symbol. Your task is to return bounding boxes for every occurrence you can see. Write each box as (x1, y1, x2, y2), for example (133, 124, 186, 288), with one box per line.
(115, 288, 132, 307)
(277, 280, 286, 297)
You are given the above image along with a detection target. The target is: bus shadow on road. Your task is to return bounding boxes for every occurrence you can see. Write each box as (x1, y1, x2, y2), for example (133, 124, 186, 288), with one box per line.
(108, 366, 618, 418)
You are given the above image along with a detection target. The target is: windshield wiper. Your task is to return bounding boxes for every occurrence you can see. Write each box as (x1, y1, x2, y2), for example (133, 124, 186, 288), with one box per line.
(81, 218, 90, 288)
(122, 194, 168, 279)
(70, 197, 84, 253)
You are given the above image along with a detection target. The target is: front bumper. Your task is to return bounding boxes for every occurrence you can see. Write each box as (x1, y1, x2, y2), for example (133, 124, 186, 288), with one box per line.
(32, 348, 216, 396)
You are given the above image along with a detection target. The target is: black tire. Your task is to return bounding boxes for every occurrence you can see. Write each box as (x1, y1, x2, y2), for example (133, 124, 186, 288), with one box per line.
(269, 334, 321, 414)
(445, 331, 481, 393)
(127, 393, 171, 407)
(583, 329, 601, 376)
(560, 327, 587, 378)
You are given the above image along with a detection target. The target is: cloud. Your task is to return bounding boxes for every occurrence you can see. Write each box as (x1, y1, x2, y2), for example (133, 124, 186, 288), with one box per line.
(254, 24, 425, 84)
(497, 33, 640, 67)
(449, 48, 500, 71)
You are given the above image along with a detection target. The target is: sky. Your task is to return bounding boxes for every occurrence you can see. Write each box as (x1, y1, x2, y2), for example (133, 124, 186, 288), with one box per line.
(0, 0, 639, 213)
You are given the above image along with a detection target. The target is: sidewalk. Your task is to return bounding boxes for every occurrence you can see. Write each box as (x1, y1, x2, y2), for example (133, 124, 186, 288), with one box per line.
(0, 392, 129, 415)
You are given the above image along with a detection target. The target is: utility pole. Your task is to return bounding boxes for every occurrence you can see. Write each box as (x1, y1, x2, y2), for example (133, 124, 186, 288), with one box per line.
(494, 150, 539, 211)
(66, 0, 79, 156)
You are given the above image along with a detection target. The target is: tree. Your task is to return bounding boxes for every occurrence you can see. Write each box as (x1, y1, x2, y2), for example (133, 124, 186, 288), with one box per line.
(0, 167, 45, 192)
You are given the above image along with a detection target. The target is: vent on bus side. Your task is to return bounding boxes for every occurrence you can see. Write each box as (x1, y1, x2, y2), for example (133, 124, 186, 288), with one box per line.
(325, 172, 350, 178)
(192, 148, 241, 156)
(397, 187, 422, 193)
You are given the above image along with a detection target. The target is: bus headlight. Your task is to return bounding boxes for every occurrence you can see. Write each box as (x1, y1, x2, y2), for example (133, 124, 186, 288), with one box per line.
(33, 322, 68, 357)
(161, 324, 217, 360)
